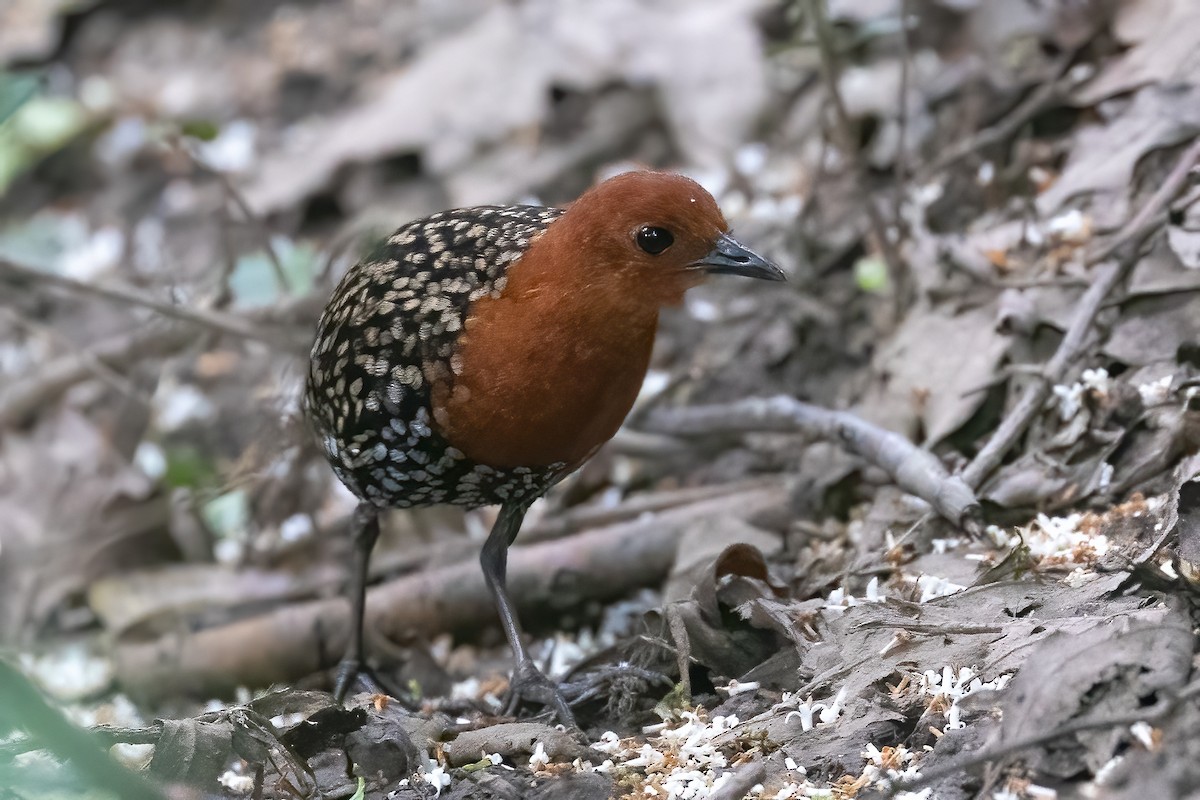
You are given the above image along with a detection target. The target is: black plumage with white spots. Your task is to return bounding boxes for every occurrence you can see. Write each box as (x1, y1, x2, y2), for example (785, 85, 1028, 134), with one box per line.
(305, 205, 567, 509)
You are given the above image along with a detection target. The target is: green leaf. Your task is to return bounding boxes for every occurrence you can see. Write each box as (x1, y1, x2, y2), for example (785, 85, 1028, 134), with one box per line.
(349, 777, 366, 800)
(180, 119, 220, 142)
(229, 239, 320, 307)
(12, 97, 87, 150)
(0, 71, 41, 126)
(201, 490, 249, 540)
(853, 255, 889, 293)
(162, 445, 218, 490)
(0, 94, 89, 195)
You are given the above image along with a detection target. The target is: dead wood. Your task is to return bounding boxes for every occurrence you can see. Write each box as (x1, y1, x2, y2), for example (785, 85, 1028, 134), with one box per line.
(0, 323, 194, 426)
(0, 258, 310, 353)
(962, 136, 1200, 490)
(442, 722, 591, 767)
(112, 484, 786, 701)
(641, 396, 980, 533)
(88, 479, 777, 638)
(0, 292, 323, 426)
(708, 758, 766, 800)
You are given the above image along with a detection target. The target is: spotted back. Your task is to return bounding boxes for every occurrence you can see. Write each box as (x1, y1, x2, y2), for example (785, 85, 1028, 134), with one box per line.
(305, 204, 566, 508)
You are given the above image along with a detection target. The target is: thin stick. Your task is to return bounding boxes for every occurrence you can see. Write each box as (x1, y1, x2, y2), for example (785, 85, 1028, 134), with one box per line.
(0, 258, 307, 352)
(0, 307, 152, 412)
(212, 169, 291, 295)
(917, 58, 1072, 181)
(892, 0, 912, 223)
(0, 293, 321, 424)
(642, 396, 981, 533)
(807, 0, 908, 308)
(709, 759, 766, 800)
(962, 137, 1200, 490)
(173, 133, 291, 295)
(0, 321, 184, 426)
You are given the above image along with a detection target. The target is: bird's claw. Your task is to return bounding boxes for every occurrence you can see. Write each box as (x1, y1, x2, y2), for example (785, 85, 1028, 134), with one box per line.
(332, 658, 405, 704)
(559, 663, 673, 710)
(503, 659, 577, 728)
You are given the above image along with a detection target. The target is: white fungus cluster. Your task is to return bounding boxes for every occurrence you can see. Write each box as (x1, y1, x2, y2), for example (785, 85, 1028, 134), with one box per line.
(771, 686, 849, 732)
(825, 572, 971, 609)
(823, 577, 886, 609)
(917, 666, 1012, 732)
(1052, 367, 1111, 421)
(988, 511, 1112, 570)
(593, 711, 744, 798)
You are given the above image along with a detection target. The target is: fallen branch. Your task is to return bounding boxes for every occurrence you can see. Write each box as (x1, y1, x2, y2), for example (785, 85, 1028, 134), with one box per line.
(709, 759, 766, 800)
(640, 396, 980, 533)
(0, 293, 322, 426)
(88, 479, 780, 637)
(112, 484, 786, 701)
(961, 137, 1200, 490)
(0, 322, 193, 426)
(917, 57, 1074, 181)
(0, 258, 308, 353)
(807, 0, 908, 313)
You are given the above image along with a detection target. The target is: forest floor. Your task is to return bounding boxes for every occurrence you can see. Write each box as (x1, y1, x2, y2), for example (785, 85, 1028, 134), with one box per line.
(2, 0, 1200, 798)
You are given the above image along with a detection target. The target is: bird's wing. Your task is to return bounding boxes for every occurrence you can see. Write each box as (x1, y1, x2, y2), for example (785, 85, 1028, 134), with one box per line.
(305, 205, 564, 456)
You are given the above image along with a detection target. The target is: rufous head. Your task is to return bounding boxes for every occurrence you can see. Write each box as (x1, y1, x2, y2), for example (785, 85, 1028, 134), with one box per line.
(554, 170, 785, 304)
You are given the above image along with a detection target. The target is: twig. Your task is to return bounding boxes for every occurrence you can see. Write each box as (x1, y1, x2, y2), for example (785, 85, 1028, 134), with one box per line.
(210, 167, 291, 294)
(807, 0, 908, 310)
(641, 396, 981, 533)
(171, 132, 291, 295)
(709, 759, 766, 800)
(892, 0, 912, 223)
(0, 307, 153, 413)
(0, 322, 192, 425)
(112, 485, 786, 701)
(853, 621, 1003, 635)
(888, 680, 1200, 797)
(0, 258, 305, 351)
(917, 57, 1073, 181)
(605, 428, 692, 459)
(961, 137, 1200, 490)
(0, 294, 320, 425)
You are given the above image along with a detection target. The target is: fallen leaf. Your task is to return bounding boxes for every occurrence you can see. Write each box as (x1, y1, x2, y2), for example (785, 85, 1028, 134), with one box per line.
(1074, 0, 1200, 104)
(1037, 85, 1200, 225)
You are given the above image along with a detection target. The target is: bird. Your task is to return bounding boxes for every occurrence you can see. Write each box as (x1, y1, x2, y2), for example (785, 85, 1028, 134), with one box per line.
(305, 169, 785, 723)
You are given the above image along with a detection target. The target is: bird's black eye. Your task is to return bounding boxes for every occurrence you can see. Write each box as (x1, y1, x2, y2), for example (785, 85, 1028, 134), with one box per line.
(636, 226, 674, 255)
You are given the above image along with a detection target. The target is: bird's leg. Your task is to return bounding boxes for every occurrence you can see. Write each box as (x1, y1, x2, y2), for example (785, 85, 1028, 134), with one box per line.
(480, 501, 576, 726)
(333, 502, 389, 701)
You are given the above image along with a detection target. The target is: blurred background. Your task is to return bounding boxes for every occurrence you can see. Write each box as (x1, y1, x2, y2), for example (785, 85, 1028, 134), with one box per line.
(3, 0, 1200, 797)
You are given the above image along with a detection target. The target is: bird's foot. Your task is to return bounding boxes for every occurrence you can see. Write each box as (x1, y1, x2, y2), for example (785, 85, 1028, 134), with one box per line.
(332, 658, 406, 704)
(560, 662, 673, 715)
(503, 659, 576, 728)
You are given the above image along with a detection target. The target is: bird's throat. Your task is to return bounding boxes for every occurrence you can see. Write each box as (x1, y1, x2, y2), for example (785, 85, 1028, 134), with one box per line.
(430, 269, 658, 470)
